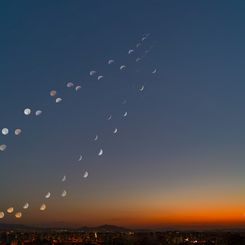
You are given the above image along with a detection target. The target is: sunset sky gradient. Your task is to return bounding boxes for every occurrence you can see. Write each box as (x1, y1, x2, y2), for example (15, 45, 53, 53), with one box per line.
(1, 0, 245, 229)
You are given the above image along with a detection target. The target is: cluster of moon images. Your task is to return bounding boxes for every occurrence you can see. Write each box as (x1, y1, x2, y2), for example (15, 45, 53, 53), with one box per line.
(0, 33, 158, 220)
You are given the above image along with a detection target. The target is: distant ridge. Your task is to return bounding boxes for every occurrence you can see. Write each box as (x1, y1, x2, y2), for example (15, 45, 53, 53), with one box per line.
(0, 223, 132, 232)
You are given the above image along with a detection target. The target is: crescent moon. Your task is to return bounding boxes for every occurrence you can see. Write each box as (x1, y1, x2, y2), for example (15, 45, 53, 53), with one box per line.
(94, 135, 98, 141)
(139, 85, 145, 92)
(108, 59, 115, 64)
(98, 149, 103, 156)
(113, 128, 118, 134)
(35, 110, 42, 116)
(61, 190, 67, 197)
(120, 65, 126, 70)
(123, 112, 128, 117)
(78, 154, 83, 161)
(128, 49, 134, 54)
(97, 75, 104, 80)
(23, 203, 29, 210)
(75, 85, 81, 91)
(152, 69, 157, 74)
(45, 192, 51, 199)
(55, 98, 62, 103)
(61, 175, 66, 182)
(89, 70, 96, 76)
(83, 170, 89, 178)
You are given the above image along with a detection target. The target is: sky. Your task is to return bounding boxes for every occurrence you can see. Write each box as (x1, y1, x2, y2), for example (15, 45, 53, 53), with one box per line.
(1, 0, 245, 229)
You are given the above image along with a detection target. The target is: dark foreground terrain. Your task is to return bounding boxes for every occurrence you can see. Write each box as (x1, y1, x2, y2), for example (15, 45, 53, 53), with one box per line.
(0, 224, 245, 245)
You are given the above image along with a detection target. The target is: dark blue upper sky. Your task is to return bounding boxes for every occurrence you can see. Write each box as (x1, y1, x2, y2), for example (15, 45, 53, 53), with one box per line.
(1, 0, 245, 226)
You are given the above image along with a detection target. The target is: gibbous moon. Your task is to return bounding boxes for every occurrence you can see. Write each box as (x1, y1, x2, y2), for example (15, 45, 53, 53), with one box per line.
(0, 144, 7, 152)
(23, 203, 29, 210)
(40, 204, 46, 211)
(0, 212, 4, 219)
(50, 90, 57, 97)
(24, 108, 31, 115)
(83, 171, 89, 178)
(15, 212, 22, 219)
(66, 82, 74, 88)
(2, 128, 9, 136)
(15, 129, 22, 136)
(7, 207, 14, 214)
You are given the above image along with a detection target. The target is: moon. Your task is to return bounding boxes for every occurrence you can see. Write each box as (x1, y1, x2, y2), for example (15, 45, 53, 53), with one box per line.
(98, 149, 103, 156)
(152, 69, 157, 74)
(15, 128, 22, 136)
(15, 212, 22, 219)
(35, 110, 42, 116)
(2, 128, 9, 136)
(24, 108, 31, 115)
(136, 43, 141, 48)
(83, 170, 89, 178)
(40, 204, 46, 211)
(120, 65, 126, 70)
(107, 115, 112, 120)
(50, 90, 57, 97)
(89, 70, 96, 76)
(78, 154, 83, 161)
(23, 203, 29, 210)
(66, 82, 74, 88)
(139, 85, 145, 92)
(0, 212, 4, 219)
(55, 98, 62, 103)
(128, 49, 134, 54)
(94, 135, 98, 141)
(97, 75, 104, 80)
(0, 145, 7, 152)
(113, 128, 118, 134)
(7, 207, 14, 214)
(75, 85, 81, 91)
(123, 112, 128, 117)
(61, 190, 67, 197)
(136, 57, 141, 62)
(61, 175, 66, 182)
(45, 192, 51, 199)
(108, 59, 115, 64)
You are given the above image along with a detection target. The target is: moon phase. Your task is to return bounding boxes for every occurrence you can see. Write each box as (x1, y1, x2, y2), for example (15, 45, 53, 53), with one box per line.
(0, 212, 4, 219)
(24, 108, 31, 116)
(83, 171, 89, 178)
(2, 128, 9, 136)
(98, 149, 103, 156)
(45, 192, 51, 199)
(15, 212, 22, 219)
(40, 204, 46, 211)
(7, 207, 14, 214)
(23, 203, 29, 209)
(0, 144, 7, 152)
